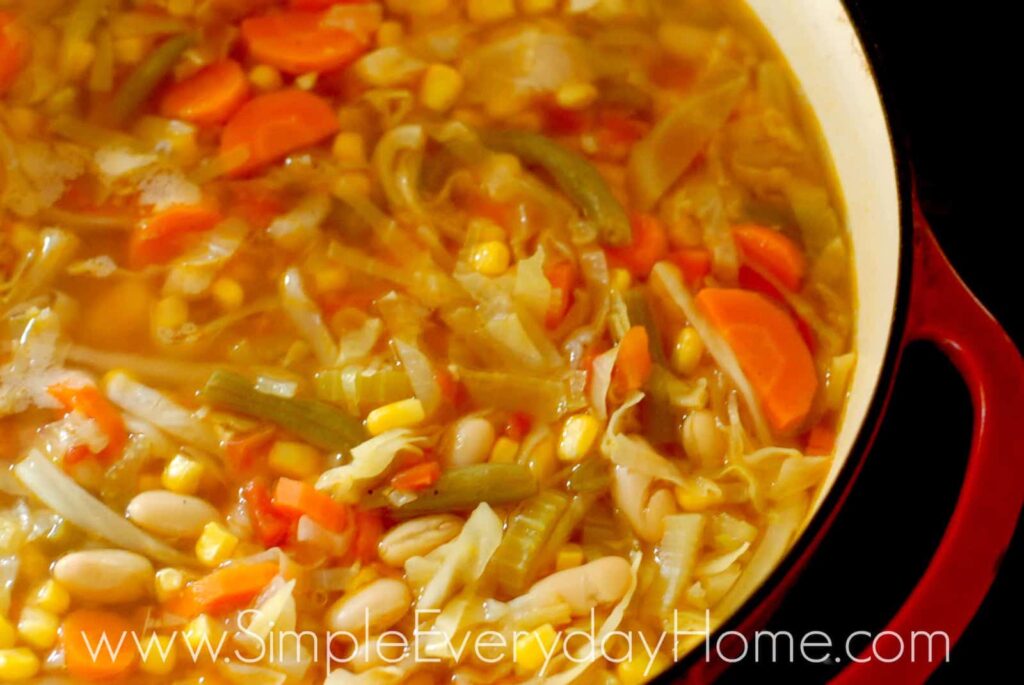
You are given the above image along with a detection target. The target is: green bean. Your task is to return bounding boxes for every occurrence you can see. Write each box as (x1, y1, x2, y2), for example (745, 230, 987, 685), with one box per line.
(567, 458, 611, 494)
(487, 490, 570, 597)
(480, 129, 632, 246)
(110, 33, 194, 125)
(202, 371, 366, 453)
(391, 464, 538, 518)
(623, 288, 666, 365)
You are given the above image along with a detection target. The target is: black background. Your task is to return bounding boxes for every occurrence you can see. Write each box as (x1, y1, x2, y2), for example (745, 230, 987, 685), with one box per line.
(717, 1, 1020, 683)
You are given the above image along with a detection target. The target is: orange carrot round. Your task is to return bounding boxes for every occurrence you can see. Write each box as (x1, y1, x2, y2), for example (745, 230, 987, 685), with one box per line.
(696, 288, 818, 433)
(606, 213, 668, 279)
(220, 89, 340, 176)
(241, 11, 367, 75)
(0, 11, 28, 94)
(732, 224, 806, 291)
(160, 59, 250, 125)
(130, 204, 224, 267)
(612, 325, 653, 395)
(62, 610, 136, 681)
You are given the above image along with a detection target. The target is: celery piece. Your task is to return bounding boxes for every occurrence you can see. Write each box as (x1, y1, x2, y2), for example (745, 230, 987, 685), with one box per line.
(487, 490, 570, 597)
(534, 493, 594, 573)
(392, 464, 538, 518)
(566, 458, 611, 494)
(110, 33, 194, 125)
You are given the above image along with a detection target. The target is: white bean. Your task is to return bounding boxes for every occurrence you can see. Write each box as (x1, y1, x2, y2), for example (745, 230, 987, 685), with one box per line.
(441, 417, 495, 468)
(126, 490, 220, 539)
(681, 409, 726, 467)
(53, 549, 154, 604)
(378, 515, 463, 567)
(523, 557, 632, 615)
(611, 465, 677, 542)
(326, 578, 411, 635)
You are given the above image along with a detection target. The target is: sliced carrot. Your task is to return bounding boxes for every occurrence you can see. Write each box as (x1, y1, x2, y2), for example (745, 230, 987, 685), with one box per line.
(273, 477, 349, 533)
(738, 266, 817, 353)
(160, 59, 250, 125)
(544, 260, 578, 329)
(220, 89, 340, 176)
(62, 610, 136, 681)
(48, 383, 127, 463)
(696, 288, 818, 433)
(733, 224, 806, 292)
(666, 247, 712, 288)
(130, 204, 223, 267)
(350, 507, 383, 563)
(806, 422, 836, 456)
(605, 213, 668, 279)
(612, 326, 653, 395)
(243, 479, 291, 547)
(241, 11, 367, 75)
(0, 12, 29, 94)
(186, 562, 279, 615)
(390, 461, 441, 492)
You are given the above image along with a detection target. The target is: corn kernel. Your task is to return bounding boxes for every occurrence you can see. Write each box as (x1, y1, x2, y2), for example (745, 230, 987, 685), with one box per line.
(28, 579, 70, 615)
(312, 264, 349, 294)
(490, 436, 520, 464)
(268, 441, 321, 479)
(182, 614, 222, 655)
(295, 71, 319, 90)
(467, 0, 516, 23)
(162, 454, 203, 495)
(332, 131, 367, 167)
(377, 21, 404, 47)
(671, 326, 704, 376)
(610, 267, 632, 293)
(114, 36, 147, 64)
(249, 64, 283, 92)
(16, 607, 59, 650)
(211, 277, 244, 312)
(555, 82, 598, 110)
(674, 476, 724, 511)
(469, 241, 511, 276)
(153, 295, 188, 332)
(139, 633, 177, 675)
(62, 39, 96, 79)
(0, 617, 14, 650)
(366, 398, 426, 436)
(155, 568, 186, 603)
(514, 624, 559, 673)
(557, 414, 602, 462)
(555, 544, 584, 571)
(195, 522, 238, 567)
(17, 544, 48, 581)
(0, 648, 39, 681)
(617, 651, 673, 685)
(521, 0, 559, 14)
(420, 64, 464, 112)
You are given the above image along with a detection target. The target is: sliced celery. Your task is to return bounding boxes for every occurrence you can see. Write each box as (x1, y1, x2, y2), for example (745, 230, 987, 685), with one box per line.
(488, 490, 570, 597)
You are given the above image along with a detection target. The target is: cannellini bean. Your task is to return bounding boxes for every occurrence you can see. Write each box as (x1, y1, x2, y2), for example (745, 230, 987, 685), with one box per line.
(522, 557, 632, 615)
(347, 635, 408, 673)
(53, 549, 155, 604)
(126, 490, 220, 538)
(326, 578, 411, 635)
(681, 409, 726, 468)
(611, 465, 677, 542)
(441, 417, 495, 467)
(378, 515, 463, 567)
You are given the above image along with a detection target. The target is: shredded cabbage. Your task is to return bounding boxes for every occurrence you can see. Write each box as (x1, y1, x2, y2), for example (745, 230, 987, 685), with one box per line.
(280, 268, 338, 366)
(104, 370, 220, 453)
(316, 429, 425, 500)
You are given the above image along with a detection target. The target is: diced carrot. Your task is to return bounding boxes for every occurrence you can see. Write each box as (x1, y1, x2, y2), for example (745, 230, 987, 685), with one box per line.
(160, 59, 250, 126)
(48, 383, 127, 463)
(696, 288, 818, 433)
(612, 326, 653, 395)
(350, 508, 383, 563)
(544, 260, 578, 329)
(186, 562, 279, 615)
(243, 479, 291, 547)
(220, 89, 340, 176)
(390, 461, 441, 492)
(666, 247, 712, 288)
(605, 213, 668, 279)
(733, 224, 806, 292)
(241, 11, 367, 75)
(504, 412, 532, 441)
(62, 610, 136, 680)
(273, 477, 349, 533)
(130, 204, 223, 267)
(0, 12, 28, 94)
(435, 365, 464, 408)
(806, 422, 836, 456)
(541, 104, 588, 136)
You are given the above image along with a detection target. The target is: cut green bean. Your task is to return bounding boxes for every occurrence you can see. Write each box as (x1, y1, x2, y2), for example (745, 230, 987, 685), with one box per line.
(110, 33, 194, 125)
(202, 370, 366, 453)
(623, 288, 666, 365)
(391, 464, 538, 517)
(567, 458, 611, 494)
(488, 490, 570, 597)
(480, 129, 632, 246)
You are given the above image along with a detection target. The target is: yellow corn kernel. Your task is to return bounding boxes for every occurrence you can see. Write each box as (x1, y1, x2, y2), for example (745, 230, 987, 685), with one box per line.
(555, 544, 584, 571)
(332, 131, 367, 167)
(671, 326, 704, 376)
(469, 241, 511, 276)
(182, 614, 222, 655)
(268, 441, 321, 479)
(210, 277, 245, 312)
(521, 0, 558, 14)
(610, 267, 632, 293)
(555, 82, 598, 110)
(153, 295, 188, 332)
(249, 64, 283, 92)
(17, 544, 48, 581)
(114, 36, 147, 65)
(162, 454, 203, 495)
(467, 0, 516, 23)
(0, 648, 39, 681)
(557, 414, 602, 462)
(195, 522, 238, 567)
(514, 623, 559, 673)
(154, 568, 186, 603)
(674, 476, 724, 511)
(0, 617, 14, 650)
(365, 398, 426, 436)
(139, 633, 177, 675)
(419, 63, 464, 112)
(377, 21, 404, 47)
(27, 579, 70, 615)
(489, 436, 520, 464)
(16, 607, 59, 650)
(295, 71, 319, 90)
(312, 264, 349, 294)
(617, 650, 672, 685)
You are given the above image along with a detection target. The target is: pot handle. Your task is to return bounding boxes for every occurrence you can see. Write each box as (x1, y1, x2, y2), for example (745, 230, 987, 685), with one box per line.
(833, 198, 1024, 684)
